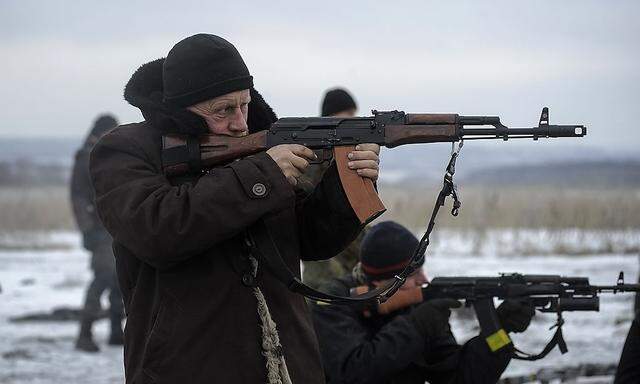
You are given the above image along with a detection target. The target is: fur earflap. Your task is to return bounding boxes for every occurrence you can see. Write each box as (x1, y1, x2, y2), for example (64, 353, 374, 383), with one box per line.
(248, 89, 277, 133)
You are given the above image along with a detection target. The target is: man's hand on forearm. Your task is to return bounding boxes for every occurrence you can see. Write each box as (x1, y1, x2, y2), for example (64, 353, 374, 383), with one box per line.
(347, 143, 380, 182)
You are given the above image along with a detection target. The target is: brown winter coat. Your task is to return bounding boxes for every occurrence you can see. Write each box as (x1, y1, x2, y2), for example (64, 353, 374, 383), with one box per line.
(90, 59, 361, 384)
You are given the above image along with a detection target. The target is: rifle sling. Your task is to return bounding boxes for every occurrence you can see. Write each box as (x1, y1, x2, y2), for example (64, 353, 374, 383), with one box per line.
(245, 142, 465, 306)
(247, 221, 392, 305)
(512, 318, 568, 361)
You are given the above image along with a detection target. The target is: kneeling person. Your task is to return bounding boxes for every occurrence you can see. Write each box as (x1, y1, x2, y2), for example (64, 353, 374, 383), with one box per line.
(312, 221, 534, 384)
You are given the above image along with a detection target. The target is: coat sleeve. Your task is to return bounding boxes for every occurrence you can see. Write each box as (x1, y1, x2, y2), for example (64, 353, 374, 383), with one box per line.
(311, 281, 427, 384)
(295, 162, 362, 261)
(89, 129, 296, 270)
(421, 335, 512, 384)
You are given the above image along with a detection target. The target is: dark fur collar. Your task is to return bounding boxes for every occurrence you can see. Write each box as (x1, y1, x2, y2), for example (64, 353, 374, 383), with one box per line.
(123, 58, 277, 135)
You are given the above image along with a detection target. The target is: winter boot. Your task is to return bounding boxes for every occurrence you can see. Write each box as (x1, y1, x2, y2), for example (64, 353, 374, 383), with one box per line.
(75, 318, 99, 352)
(108, 314, 124, 346)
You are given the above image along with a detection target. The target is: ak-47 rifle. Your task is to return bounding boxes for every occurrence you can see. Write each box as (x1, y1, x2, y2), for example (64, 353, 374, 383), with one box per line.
(351, 272, 640, 361)
(161, 107, 586, 224)
(160, 107, 586, 306)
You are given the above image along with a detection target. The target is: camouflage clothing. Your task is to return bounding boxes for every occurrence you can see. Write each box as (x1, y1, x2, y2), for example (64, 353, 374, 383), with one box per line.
(302, 224, 368, 290)
(298, 162, 366, 289)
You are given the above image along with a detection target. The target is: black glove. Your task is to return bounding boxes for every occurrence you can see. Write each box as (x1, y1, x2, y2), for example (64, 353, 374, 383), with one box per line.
(409, 298, 462, 340)
(497, 299, 535, 333)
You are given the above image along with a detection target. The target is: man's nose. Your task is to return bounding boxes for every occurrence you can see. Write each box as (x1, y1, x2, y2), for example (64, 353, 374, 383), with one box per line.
(229, 107, 248, 132)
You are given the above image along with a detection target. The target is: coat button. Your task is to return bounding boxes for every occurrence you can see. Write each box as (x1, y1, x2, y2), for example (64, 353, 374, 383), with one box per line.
(252, 183, 267, 197)
(242, 273, 255, 287)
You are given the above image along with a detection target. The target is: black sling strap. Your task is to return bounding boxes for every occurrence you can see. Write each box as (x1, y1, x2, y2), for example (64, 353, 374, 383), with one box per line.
(161, 137, 202, 174)
(513, 316, 569, 361)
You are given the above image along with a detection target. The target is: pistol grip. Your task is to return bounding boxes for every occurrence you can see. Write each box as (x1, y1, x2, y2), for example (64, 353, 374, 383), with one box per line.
(473, 297, 512, 353)
(333, 146, 386, 224)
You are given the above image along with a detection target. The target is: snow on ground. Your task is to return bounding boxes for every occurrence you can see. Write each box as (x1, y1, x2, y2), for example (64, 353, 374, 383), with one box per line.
(0, 231, 638, 383)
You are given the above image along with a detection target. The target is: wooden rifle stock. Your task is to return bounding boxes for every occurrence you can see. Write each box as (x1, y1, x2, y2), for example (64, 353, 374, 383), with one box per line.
(162, 131, 269, 176)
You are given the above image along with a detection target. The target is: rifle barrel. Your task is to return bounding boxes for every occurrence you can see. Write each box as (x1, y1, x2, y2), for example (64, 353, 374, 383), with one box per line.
(460, 125, 586, 139)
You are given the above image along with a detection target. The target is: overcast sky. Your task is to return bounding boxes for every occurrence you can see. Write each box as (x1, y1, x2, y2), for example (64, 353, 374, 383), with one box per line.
(1, 0, 638, 152)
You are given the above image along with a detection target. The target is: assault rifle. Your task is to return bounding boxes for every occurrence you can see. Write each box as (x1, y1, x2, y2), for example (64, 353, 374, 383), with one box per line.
(161, 107, 586, 224)
(351, 272, 640, 361)
(160, 107, 586, 307)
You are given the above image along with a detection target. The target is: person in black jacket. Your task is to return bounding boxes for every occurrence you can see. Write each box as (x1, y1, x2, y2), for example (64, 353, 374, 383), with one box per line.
(614, 309, 640, 383)
(312, 221, 535, 384)
(70, 114, 123, 352)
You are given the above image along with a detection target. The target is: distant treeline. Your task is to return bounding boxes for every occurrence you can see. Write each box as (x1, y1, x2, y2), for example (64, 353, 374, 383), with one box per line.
(380, 185, 640, 230)
(463, 161, 640, 188)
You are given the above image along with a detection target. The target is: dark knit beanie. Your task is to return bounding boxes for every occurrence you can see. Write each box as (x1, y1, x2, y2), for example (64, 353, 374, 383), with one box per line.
(321, 88, 357, 117)
(360, 221, 421, 280)
(163, 34, 254, 108)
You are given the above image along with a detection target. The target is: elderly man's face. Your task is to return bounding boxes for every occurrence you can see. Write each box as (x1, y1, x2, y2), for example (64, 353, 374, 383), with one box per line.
(372, 268, 427, 290)
(188, 89, 251, 136)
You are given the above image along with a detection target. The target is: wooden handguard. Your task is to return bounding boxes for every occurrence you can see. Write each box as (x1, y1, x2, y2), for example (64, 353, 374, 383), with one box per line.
(334, 146, 386, 224)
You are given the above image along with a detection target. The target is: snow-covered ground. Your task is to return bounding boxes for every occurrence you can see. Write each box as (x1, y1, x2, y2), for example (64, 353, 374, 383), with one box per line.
(0, 231, 638, 383)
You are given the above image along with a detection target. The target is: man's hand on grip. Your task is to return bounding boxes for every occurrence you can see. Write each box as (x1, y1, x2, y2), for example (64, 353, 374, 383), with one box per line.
(266, 144, 317, 186)
(409, 298, 461, 340)
(497, 299, 535, 333)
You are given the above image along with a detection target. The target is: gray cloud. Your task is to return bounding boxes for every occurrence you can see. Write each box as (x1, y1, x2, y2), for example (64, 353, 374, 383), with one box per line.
(0, 0, 638, 151)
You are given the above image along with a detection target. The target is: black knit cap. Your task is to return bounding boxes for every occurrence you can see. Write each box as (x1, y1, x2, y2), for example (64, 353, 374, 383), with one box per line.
(360, 221, 421, 280)
(163, 34, 254, 108)
(321, 88, 357, 117)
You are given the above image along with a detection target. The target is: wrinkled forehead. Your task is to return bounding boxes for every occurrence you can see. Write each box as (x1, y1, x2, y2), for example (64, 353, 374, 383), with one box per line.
(191, 89, 251, 110)
(210, 89, 251, 104)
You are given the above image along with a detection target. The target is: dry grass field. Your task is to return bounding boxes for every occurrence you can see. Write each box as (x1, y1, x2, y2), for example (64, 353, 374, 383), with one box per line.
(0, 185, 638, 233)
(0, 186, 75, 232)
(379, 185, 640, 230)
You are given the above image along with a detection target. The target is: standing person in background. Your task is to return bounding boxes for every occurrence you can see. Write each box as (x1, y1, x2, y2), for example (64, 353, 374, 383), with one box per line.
(70, 114, 124, 352)
(302, 87, 365, 290)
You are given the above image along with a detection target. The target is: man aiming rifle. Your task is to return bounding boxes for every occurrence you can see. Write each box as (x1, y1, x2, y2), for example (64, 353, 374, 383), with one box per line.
(312, 221, 535, 384)
(90, 34, 380, 384)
